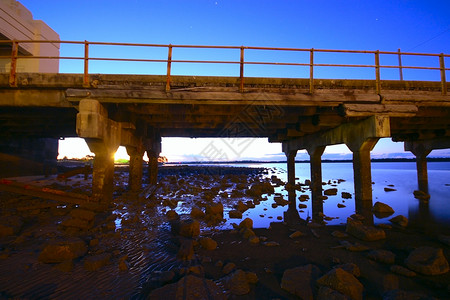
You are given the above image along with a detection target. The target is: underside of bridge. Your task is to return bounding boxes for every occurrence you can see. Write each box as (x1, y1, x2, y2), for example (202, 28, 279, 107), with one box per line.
(1, 73, 449, 223)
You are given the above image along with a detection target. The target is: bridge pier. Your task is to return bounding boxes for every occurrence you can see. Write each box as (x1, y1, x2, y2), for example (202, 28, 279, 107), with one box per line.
(77, 99, 121, 204)
(146, 138, 161, 185)
(285, 150, 297, 188)
(405, 138, 450, 193)
(283, 115, 390, 225)
(307, 145, 325, 223)
(126, 144, 145, 193)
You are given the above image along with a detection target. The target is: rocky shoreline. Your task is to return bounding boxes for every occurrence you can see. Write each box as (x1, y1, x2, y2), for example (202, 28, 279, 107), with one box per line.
(0, 165, 449, 299)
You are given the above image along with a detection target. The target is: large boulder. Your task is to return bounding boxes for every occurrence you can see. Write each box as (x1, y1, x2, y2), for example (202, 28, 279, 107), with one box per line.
(367, 249, 396, 264)
(222, 269, 251, 295)
(199, 237, 217, 250)
(281, 264, 321, 300)
(389, 215, 408, 228)
(346, 217, 386, 241)
(178, 219, 200, 238)
(372, 202, 395, 218)
(148, 275, 225, 299)
(405, 247, 449, 275)
(39, 237, 87, 263)
(316, 268, 363, 300)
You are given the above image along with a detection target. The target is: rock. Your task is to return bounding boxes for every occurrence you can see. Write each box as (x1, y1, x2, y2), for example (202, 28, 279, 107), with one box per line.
(148, 275, 225, 300)
(166, 210, 179, 220)
(236, 201, 248, 212)
(263, 241, 280, 247)
(246, 271, 258, 284)
(177, 238, 195, 261)
(39, 237, 88, 263)
(377, 223, 392, 229)
(337, 203, 346, 208)
(223, 262, 236, 274)
(372, 202, 395, 218)
(289, 231, 304, 239)
(229, 210, 243, 219)
(298, 203, 308, 209)
(341, 192, 352, 199)
(205, 202, 224, 218)
(367, 249, 396, 264)
(118, 259, 129, 271)
(389, 215, 408, 227)
(331, 231, 348, 238)
(84, 253, 112, 271)
(390, 265, 416, 277)
(333, 263, 360, 277)
(248, 235, 260, 244)
(190, 207, 205, 219)
(324, 188, 338, 196)
(346, 217, 386, 241)
(238, 218, 253, 229)
(0, 215, 23, 237)
(299, 194, 310, 202)
(199, 237, 217, 250)
(339, 241, 370, 252)
(316, 268, 363, 300)
(222, 269, 251, 295)
(413, 190, 430, 202)
(89, 238, 99, 247)
(384, 187, 397, 192)
(317, 286, 348, 300)
(178, 219, 200, 238)
(350, 214, 365, 221)
(405, 247, 449, 275)
(281, 264, 321, 300)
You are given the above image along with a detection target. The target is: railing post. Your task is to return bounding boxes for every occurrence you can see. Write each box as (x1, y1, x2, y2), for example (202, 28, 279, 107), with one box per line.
(398, 48, 403, 81)
(83, 40, 90, 87)
(309, 48, 314, 94)
(440, 53, 447, 95)
(166, 44, 173, 92)
(240, 46, 244, 92)
(375, 50, 381, 94)
(9, 40, 18, 87)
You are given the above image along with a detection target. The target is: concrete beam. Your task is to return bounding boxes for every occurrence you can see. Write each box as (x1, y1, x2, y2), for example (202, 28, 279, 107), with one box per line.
(283, 115, 390, 153)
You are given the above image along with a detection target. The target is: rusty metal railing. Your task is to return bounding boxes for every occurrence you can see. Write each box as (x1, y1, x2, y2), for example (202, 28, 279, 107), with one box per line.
(0, 40, 448, 95)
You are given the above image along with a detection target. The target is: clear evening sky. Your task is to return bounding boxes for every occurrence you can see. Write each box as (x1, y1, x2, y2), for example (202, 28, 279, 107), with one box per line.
(19, 0, 450, 161)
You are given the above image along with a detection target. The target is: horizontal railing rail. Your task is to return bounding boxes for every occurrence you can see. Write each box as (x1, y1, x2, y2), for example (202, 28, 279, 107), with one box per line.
(0, 40, 448, 95)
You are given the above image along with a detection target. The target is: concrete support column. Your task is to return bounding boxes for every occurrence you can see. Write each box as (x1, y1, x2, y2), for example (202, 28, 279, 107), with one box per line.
(77, 99, 121, 204)
(405, 142, 432, 193)
(286, 150, 297, 187)
(126, 144, 145, 193)
(307, 146, 326, 223)
(347, 138, 379, 225)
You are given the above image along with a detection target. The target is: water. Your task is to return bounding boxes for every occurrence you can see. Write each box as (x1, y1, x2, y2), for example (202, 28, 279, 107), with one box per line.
(215, 161, 450, 232)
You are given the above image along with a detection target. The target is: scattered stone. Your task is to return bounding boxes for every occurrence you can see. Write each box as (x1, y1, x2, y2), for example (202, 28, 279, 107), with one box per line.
(324, 188, 338, 196)
(199, 237, 217, 250)
(223, 262, 236, 275)
(289, 231, 304, 239)
(229, 210, 243, 219)
(337, 203, 346, 208)
(148, 275, 225, 300)
(316, 268, 363, 300)
(299, 194, 310, 202)
(236, 201, 248, 212)
(390, 265, 416, 277)
(281, 264, 321, 300)
(298, 203, 307, 209)
(190, 207, 205, 219)
(331, 230, 348, 238)
(350, 214, 365, 221)
(188, 265, 204, 276)
(405, 247, 449, 275)
(0, 215, 23, 237)
(339, 240, 370, 252)
(215, 260, 223, 268)
(372, 202, 395, 217)
(377, 223, 392, 229)
(384, 187, 397, 192)
(222, 269, 251, 295)
(263, 241, 280, 247)
(239, 218, 253, 229)
(205, 202, 224, 219)
(341, 192, 352, 199)
(178, 219, 200, 238)
(241, 228, 256, 239)
(39, 237, 88, 263)
(346, 217, 386, 241)
(177, 239, 194, 261)
(248, 235, 260, 244)
(389, 215, 408, 227)
(333, 263, 360, 277)
(84, 253, 112, 271)
(166, 210, 179, 220)
(118, 259, 129, 271)
(367, 249, 396, 264)
(259, 236, 268, 242)
(413, 190, 430, 202)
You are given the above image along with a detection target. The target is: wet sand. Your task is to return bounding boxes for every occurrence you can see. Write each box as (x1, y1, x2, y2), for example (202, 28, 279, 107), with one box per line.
(0, 165, 449, 299)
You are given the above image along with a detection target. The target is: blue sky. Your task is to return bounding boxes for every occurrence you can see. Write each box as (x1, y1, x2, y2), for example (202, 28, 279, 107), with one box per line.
(20, 0, 450, 160)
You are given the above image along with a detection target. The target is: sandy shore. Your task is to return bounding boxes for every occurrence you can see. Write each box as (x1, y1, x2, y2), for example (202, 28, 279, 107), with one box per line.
(0, 165, 449, 299)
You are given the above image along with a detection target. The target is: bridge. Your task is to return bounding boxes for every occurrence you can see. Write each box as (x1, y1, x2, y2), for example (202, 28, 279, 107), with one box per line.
(1, 40, 449, 223)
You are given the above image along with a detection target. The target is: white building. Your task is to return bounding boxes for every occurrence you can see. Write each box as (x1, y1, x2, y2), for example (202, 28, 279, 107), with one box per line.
(0, 0, 59, 73)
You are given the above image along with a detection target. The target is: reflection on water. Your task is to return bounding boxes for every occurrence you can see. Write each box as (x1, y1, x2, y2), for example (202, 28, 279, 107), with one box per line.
(215, 162, 450, 233)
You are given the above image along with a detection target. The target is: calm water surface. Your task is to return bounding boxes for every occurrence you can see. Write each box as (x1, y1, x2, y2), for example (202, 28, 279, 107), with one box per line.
(218, 161, 450, 233)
